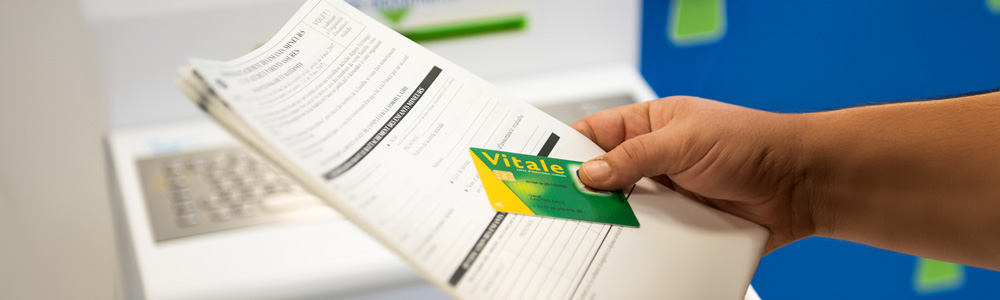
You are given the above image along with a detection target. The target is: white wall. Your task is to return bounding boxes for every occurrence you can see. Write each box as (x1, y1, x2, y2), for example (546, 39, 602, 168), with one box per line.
(82, 0, 640, 127)
(0, 189, 45, 299)
(0, 1, 115, 299)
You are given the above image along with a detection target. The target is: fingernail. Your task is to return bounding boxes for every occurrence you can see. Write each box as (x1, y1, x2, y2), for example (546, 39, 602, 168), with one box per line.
(582, 160, 611, 183)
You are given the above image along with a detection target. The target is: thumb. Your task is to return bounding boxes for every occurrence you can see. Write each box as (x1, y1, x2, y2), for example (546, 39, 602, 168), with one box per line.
(579, 131, 679, 190)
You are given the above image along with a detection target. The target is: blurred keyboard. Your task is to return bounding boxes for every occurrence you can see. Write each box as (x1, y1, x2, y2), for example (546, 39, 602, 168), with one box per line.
(137, 147, 336, 242)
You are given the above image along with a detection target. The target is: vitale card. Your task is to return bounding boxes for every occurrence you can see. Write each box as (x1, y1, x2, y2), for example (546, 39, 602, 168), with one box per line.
(469, 148, 639, 227)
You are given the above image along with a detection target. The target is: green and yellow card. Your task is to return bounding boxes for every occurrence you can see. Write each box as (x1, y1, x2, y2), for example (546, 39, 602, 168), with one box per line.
(469, 148, 640, 227)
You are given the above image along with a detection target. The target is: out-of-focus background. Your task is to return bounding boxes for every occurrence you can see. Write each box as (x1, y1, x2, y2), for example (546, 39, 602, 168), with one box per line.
(641, 1, 1000, 299)
(0, 1, 112, 299)
(1, 0, 998, 299)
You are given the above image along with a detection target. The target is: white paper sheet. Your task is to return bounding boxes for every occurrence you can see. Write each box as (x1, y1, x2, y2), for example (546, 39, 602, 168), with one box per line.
(183, 1, 768, 299)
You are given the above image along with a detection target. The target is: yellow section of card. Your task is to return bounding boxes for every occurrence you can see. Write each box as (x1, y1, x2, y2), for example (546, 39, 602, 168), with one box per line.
(470, 150, 534, 215)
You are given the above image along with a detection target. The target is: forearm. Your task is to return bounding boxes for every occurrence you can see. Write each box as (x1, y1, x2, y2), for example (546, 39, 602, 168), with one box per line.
(803, 92, 1000, 269)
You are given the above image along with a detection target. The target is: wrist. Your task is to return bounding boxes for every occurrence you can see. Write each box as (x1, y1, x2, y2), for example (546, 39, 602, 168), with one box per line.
(797, 106, 890, 243)
(787, 111, 841, 240)
(748, 111, 835, 247)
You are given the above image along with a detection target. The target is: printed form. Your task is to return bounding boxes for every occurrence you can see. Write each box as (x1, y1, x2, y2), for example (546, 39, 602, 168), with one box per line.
(185, 1, 767, 299)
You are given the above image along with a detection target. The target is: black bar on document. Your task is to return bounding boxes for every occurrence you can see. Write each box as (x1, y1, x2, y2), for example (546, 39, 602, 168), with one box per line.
(323, 66, 442, 180)
(448, 212, 506, 286)
(536, 133, 560, 157)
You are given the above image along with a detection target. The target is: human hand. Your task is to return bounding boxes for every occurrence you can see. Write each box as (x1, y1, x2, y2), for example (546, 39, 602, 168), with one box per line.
(572, 96, 822, 254)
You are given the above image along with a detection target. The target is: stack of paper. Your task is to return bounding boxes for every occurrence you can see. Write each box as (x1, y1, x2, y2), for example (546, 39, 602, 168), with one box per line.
(176, 1, 767, 299)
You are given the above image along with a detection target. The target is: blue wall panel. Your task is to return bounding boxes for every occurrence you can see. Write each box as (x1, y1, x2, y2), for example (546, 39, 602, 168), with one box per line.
(640, 1, 1000, 298)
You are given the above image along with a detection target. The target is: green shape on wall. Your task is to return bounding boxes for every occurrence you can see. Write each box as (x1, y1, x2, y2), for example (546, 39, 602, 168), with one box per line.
(914, 258, 965, 294)
(989, 0, 1000, 15)
(380, 6, 410, 24)
(669, 0, 727, 47)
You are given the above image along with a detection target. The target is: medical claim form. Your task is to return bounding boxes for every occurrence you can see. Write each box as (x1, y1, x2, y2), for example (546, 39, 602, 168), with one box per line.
(178, 0, 768, 299)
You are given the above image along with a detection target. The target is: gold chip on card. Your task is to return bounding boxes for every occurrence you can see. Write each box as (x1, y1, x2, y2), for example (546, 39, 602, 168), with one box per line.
(493, 170, 515, 181)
